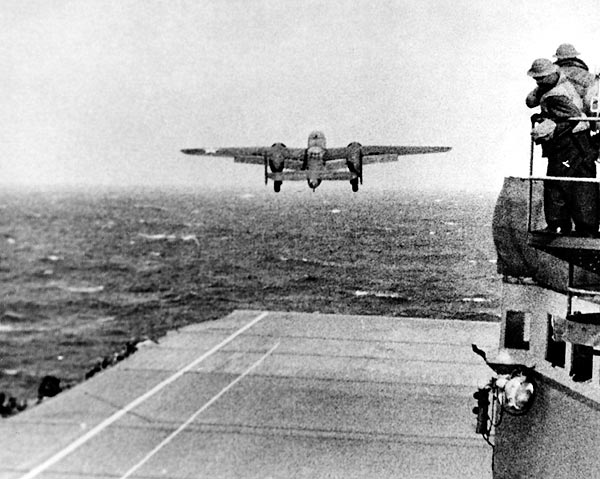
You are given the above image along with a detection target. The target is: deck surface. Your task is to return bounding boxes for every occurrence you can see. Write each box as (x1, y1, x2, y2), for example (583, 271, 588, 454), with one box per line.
(0, 310, 499, 479)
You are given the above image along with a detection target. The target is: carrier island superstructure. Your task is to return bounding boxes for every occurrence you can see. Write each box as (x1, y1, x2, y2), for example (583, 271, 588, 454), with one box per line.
(481, 161, 600, 477)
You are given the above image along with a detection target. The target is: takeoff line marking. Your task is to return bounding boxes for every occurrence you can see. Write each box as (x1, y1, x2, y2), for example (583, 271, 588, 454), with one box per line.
(119, 341, 280, 478)
(19, 311, 270, 479)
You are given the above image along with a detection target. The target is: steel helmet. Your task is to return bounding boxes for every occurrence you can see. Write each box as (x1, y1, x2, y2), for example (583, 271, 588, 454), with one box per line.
(554, 43, 580, 59)
(527, 58, 559, 78)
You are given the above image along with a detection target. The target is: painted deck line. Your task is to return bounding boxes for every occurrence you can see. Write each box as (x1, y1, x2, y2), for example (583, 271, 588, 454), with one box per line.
(119, 341, 280, 479)
(14, 311, 270, 479)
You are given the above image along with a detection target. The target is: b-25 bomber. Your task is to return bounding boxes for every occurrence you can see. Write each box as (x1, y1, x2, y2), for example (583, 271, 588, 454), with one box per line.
(182, 130, 451, 192)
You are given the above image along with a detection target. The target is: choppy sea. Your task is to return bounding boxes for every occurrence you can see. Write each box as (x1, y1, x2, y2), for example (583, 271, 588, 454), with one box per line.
(0, 185, 500, 401)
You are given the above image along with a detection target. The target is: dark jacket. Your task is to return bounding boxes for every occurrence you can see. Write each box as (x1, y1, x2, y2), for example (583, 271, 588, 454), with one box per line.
(555, 57, 589, 71)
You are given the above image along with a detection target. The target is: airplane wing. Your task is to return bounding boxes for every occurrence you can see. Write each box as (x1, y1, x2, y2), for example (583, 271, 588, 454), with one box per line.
(360, 146, 451, 164)
(361, 146, 452, 156)
(180, 148, 206, 155)
(324, 145, 451, 163)
(181, 147, 306, 165)
(323, 152, 402, 166)
(181, 147, 270, 158)
(325, 147, 351, 159)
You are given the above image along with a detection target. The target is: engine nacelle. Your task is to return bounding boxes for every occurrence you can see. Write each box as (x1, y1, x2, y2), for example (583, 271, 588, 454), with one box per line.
(267, 143, 288, 173)
(346, 142, 363, 181)
(266, 143, 288, 192)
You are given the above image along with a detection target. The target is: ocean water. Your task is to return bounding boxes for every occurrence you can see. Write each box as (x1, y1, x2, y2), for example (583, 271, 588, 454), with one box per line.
(0, 185, 500, 401)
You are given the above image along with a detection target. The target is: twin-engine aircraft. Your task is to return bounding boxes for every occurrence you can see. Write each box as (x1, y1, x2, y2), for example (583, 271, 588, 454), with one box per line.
(181, 130, 451, 192)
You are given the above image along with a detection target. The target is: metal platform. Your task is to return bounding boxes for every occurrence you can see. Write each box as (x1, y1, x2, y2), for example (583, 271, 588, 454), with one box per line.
(527, 231, 600, 273)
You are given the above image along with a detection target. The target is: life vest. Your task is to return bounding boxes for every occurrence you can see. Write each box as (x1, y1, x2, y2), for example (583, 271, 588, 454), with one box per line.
(556, 58, 595, 99)
(539, 75, 588, 133)
(540, 76, 583, 111)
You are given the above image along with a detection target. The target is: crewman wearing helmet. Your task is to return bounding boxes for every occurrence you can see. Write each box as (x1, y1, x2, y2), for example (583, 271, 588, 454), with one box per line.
(526, 58, 599, 237)
(552, 43, 595, 100)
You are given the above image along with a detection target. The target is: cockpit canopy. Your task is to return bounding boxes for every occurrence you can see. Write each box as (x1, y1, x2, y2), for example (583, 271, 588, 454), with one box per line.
(307, 130, 326, 149)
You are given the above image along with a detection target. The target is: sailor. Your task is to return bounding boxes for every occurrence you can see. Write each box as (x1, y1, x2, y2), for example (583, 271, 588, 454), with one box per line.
(526, 58, 600, 237)
(552, 43, 595, 100)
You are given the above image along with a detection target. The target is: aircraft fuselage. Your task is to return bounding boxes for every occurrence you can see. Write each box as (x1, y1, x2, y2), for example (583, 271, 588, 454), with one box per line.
(305, 144, 326, 190)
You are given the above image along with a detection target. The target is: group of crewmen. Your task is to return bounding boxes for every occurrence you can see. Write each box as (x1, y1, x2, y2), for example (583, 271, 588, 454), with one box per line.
(527, 43, 600, 237)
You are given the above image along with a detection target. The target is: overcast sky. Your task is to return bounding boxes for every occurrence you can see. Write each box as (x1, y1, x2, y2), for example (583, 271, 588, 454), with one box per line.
(2, 0, 599, 192)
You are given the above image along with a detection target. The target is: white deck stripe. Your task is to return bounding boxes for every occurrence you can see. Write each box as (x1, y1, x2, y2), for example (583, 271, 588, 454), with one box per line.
(119, 341, 280, 479)
(18, 311, 270, 479)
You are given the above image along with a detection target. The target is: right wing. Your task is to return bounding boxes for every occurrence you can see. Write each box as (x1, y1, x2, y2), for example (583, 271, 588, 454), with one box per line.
(361, 145, 452, 156)
(361, 146, 451, 165)
(323, 145, 451, 163)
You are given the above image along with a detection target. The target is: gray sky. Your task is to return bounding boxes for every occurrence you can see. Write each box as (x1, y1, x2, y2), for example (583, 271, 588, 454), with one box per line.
(2, 0, 599, 192)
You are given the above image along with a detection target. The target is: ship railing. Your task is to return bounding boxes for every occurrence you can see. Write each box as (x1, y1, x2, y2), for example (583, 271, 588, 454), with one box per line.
(523, 115, 600, 233)
(517, 175, 600, 234)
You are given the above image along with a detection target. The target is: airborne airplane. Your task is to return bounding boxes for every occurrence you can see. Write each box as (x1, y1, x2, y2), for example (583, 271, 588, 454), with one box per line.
(181, 130, 451, 192)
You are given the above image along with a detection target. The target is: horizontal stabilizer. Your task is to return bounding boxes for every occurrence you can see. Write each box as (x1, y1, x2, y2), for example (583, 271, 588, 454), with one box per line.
(285, 159, 304, 169)
(267, 171, 306, 181)
(324, 159, 349, 170)
(362, 154, 400, 165)
(234, 156, 265, 165)
(319, 170, 354, 180)
(267, 170, 354, 181)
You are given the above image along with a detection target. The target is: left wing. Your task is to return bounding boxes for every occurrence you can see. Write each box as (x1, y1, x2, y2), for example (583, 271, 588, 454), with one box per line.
(181, 148, 206, 155)
(181, 146, 306, 166)
(181, 146, 271, 162)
